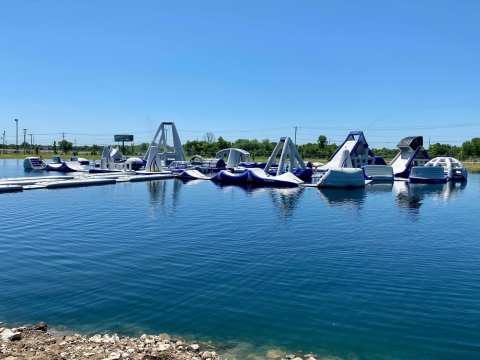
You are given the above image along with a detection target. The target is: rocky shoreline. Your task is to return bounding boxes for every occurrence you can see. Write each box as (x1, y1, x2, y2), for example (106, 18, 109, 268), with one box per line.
(0, 323, 318, 360)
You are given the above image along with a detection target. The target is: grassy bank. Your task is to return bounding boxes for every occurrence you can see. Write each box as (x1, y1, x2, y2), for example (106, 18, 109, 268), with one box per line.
(0, 151, 101, 160)
(464, 162, 480, 173)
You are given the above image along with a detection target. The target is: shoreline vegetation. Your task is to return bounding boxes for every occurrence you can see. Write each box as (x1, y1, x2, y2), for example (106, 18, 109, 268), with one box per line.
(0, 322, 318, 360)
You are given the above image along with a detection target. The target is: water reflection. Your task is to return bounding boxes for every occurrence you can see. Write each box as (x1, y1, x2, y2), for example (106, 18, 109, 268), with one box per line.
(145, 177, 467, 218)
(268, 187, 305, 218)
(146, 179, 182, 213)
(179, 179, 207, 187)
(146, 179, 305, 219)
(366, 182, 394, 193)
(431, 180, 467, 201)
(212, 182, 305, 218)
(317, 187, 367, 208)
(393, 180, 466, 212)
(147, 180, 167, 205)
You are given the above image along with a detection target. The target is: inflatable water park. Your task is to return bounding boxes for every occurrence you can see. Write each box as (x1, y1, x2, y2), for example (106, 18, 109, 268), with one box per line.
(0, 122, 468, 194)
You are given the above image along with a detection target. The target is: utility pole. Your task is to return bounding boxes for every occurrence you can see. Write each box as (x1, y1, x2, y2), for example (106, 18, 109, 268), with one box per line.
(61, 132, 66, 155)
(23, 129, 27, 154)
(294, 126, 298, 145)
(14, 119, 19, 152)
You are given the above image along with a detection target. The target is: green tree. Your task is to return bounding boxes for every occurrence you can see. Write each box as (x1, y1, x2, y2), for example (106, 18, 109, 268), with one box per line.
(428, 143, 461, 158)
(91, 144, 99, 155)
(217, 136, 231, 150)
(52, 141, 58, 154)
(140, 143, 149, 153)
(59, 140, 73, 154)
(317, 135, 327, 148)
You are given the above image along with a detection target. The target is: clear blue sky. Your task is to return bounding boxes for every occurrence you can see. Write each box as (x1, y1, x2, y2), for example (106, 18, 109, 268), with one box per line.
(1, 0, 479, 147)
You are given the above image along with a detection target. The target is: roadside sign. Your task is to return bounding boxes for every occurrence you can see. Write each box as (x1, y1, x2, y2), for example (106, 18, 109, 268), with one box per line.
(114, 135, 134, 142)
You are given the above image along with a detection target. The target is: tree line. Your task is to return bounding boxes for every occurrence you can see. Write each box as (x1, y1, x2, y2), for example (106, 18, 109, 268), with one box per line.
(182, 135, 338, 160)
(3, 135, 480, 161)
(183, 135, 480, 161)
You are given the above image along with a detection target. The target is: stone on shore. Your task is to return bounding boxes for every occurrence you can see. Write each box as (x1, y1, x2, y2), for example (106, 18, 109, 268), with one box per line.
(201, 350, 217, 359)
(32, 321, 48, 332)
(266, 349, 285, 359)
(1, 328, 22, 341)
(157, 343, 171, 351)
(189, 343, 200, 351)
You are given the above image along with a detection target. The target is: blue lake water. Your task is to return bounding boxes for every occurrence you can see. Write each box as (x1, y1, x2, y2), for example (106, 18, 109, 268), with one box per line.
(1, 159, 479, 359)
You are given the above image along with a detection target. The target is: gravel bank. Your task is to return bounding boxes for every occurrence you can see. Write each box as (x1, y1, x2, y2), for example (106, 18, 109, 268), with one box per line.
(0, 323, 318, 360)
(0, 322, 218, 360)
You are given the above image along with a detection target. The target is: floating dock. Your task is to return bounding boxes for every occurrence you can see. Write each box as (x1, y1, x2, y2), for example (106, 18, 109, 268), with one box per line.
(129, 174, 174, 182)
(0, 176, 75, 186)
(46, 178, 118, 189)
(0, 171, 176, 193)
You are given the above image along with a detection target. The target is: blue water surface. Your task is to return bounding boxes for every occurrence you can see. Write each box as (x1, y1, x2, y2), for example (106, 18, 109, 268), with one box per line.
(1, 160, 479, 360)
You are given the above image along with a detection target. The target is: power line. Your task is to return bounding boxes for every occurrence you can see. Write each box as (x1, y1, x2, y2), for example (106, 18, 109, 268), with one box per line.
(301, 122, 480, 131)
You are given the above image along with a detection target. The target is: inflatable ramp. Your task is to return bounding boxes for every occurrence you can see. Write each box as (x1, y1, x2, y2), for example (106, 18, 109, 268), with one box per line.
(213, 168, 303, 187)
(363, 165, 394, 182)
(316, 168, 366, 188)
(319, 131, 371, 170)
(390, 136, 430, 178)
(212, 169, 249, 184)
(46, 161, 87, 172)
(178, 169, 213, 180)
(247, 168, 304, 187)
(409, 166, 447, 184)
